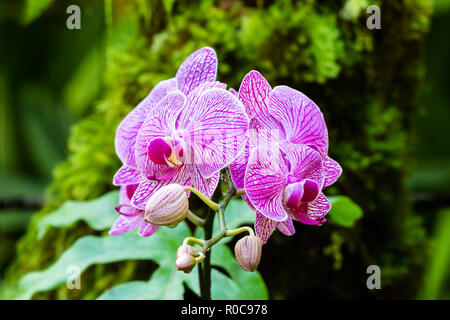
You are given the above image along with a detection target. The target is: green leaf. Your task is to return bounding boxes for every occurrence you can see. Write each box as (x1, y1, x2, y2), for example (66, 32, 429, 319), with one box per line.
(22, 0, 55, 25)
(98, 264, 196, 300)
(19, 197, 267, 300)
(211, 245, 268, 299)
(36, 191, 119, 240)
(17, 222, 189, 300)
(328, 196, 363, 228)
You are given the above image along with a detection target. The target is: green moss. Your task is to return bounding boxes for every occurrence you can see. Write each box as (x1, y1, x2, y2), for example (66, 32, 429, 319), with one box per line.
(7, 0, 433, 299)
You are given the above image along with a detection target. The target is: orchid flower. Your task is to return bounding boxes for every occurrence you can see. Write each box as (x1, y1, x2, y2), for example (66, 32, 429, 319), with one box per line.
(130, 82, 248, 210)
(245, 144, 330, 242)
(113, 47, 219, 187)
(229, 70, 342, 243)
(109, 184, 158, 237)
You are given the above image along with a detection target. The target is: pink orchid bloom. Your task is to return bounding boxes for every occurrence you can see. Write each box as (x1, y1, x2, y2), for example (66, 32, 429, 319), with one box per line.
(109, 184, 158, 237)
(229, 70, 342, 243)
(113, 47, 219, 187)
(130, 82, 248, 210)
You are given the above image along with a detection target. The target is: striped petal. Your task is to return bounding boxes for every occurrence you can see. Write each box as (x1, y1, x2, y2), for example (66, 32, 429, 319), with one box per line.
(113, 165, 142, 186)
(245, 145, 288, 221)
(323, 156, 342, 188)
(115, 78, 178, 168)
(180, 88, 248, 178)
(254, 212, 278, 244)
(277, 218, 295, 236)
(176, 47, 217, 95)
(109, 213, 145, 236)
(131, 166, 191, 210)
(135, 91, 186, 178)
(139, 221, 159, 237)
(283, 143, 325, 191)
(290, 193, 331, 225)
(269, 86, 328, 158)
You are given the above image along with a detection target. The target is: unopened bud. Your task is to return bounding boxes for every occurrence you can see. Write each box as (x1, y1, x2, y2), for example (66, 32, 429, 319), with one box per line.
(234, 235, 262, 272)
(144, 184, 189, 226)
(177, 244, 198, 257)
(176, 254, 196, 273)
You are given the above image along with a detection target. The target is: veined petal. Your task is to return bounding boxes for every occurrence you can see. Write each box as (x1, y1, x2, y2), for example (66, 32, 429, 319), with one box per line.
(139, 221, 158, 237)
(109, 213, 144, 236)
(229, 138, 250, 189)
(130, 166, 191, 210)
(115, 78, 178, 168)
(113, 165, 142, 186)
(255, 212, 278, 244)
(283, 143, 325, 190)
(290, 193, 331, 225)
(323, 156, 342, 188)
(182, 88, 248, 178)
(176, 47, 217, 95)
(277, 218, 295, 236)
(191, 166, 220, 198)
(269, 86, 328, 158)
(245, 145, 288, 221)
(135, 91, 186, 178)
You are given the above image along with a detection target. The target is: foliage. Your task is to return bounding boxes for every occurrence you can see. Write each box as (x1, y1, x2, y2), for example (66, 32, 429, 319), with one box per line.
(17, 197, 266, 300)
(328, 196, 363, 228)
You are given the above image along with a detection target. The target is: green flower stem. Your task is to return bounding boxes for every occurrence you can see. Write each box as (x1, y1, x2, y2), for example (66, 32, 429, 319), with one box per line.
(183, 186, 219, 211)
(235, 188, 246, 197)
(225, 226, 255, 237)
(187, 210, 205, 227)
(183, 236, 205, 247)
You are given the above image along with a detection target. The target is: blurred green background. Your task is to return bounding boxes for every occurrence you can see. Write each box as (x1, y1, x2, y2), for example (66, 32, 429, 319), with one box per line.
(0, 0, 449, 299)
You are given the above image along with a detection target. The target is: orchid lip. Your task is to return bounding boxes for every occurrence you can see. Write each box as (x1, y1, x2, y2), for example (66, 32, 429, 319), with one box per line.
(283, 179, 320, 210)
(147, 136, 185, 167)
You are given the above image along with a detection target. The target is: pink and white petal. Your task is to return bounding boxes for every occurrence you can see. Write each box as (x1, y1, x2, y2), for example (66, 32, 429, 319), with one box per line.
(290, 193, 331, 225)
(254, 212, 278, 244)
(244, 146, 289, 221)
(238, 71, 280, 129)
(248, 117, 284, 152)
(229, 138, 250, 189)
(139, 221, 158, 237)
(119, 184, 130, 204)
(146, 77, 179, 106)
(277, 218, 296, 236)
(131, 166, 191, 210)
(282, 143, 324, 189)
(269, 86, 328, 157)
(115, 78, 178, 168)
(176, 47, 217, 96)
(182, 88, 248, 178)
(109, 213, 144, 236)
(323, 156, 342, 188)
(242, 194, 256, 211)
(113, 165, 142, 186)
(192, 167, 220, 199)
(135, 91, 186, 178)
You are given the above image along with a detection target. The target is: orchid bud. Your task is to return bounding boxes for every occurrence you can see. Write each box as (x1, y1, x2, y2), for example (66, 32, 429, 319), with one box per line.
(234, 235, 262, 272)
(176, 254, 196, 273)
(177, 244, 198, 257)
(144, 184, 189, 226)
